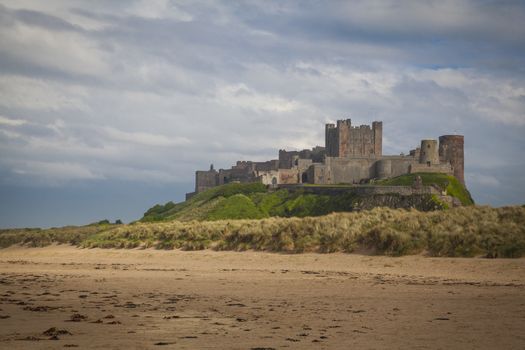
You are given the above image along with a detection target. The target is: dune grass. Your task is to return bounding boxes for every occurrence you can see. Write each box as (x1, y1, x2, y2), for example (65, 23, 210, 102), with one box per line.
(0, 223, 112, 248)
(2, 206, 524, 258)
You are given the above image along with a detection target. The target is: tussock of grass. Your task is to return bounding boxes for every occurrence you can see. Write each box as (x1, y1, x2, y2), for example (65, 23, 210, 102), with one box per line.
(3, 206, 524, 258)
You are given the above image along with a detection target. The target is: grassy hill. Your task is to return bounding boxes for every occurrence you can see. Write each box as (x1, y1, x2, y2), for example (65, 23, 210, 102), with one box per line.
(141, 173, 473, 222)
(140, 182, 379, 222)
(375, 172, 474, 206)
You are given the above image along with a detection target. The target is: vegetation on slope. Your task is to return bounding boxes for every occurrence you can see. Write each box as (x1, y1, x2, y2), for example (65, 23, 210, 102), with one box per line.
(1, 206, 524, 258)
(141, 181, 450, 222)
(141, 182, 268, 222)
(0, 222, 114, 248)
(375, 173, 474, 205)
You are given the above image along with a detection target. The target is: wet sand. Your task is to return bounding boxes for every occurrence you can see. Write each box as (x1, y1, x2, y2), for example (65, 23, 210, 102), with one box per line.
(0, 245, 524, 349)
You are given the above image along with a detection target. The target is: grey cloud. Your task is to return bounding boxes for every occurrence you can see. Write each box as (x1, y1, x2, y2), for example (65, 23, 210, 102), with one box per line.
(0, 0, 524, 227)
(8, 6, 81, 32)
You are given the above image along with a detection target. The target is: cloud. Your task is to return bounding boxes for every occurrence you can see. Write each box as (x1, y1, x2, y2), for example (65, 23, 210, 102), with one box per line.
(411, 68, 525, 126)
(125, 0, 193, 21)
(216, 83, 302, 113)
(11, 160, 103, 182)
(0, 1, 114, 30)
(0, 115, 27, 126)
(0, 9, 110, 77)
(102, 126, 190, 147)
(0, 75, 89, 111)
(0, 0, 524, 227)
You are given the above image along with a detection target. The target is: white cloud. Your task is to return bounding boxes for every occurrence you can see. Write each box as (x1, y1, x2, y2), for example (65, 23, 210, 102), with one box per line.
(0, 115, 27, 126)
(0, 0, 115, 30)
(0, 75, 89, 111)
(12, 160, 103, 181)
(102, 126, 190, 147)
(0, 21, 110, 77)
(216, 83, 302, 113)
(125, 0, 193, 21)
(411, 68, 525, 126)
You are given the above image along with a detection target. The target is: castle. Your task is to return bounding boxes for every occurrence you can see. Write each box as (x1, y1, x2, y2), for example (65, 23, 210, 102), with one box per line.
(186, 119, 464, 199)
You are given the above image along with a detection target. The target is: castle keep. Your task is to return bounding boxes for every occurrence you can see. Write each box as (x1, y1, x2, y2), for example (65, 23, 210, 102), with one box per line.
(187, 119, 464, 199)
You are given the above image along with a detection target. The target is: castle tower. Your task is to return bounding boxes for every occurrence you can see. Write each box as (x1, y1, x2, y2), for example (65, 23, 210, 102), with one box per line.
(336, 119, 352, 157)
(325, 123, 338, 157)
(325, 119, 382, 157)
(372, 121, 382, 157)
(419, 140, 439, 165)
(439, 135, 465, 185)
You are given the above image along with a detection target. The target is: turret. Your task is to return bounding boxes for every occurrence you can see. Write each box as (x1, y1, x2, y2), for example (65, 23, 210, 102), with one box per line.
(419, 140, 439, 165)
(439, 135, 465, 185)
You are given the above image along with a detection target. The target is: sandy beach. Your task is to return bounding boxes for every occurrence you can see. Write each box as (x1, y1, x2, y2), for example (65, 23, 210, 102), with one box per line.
(0, 245, 524, 349)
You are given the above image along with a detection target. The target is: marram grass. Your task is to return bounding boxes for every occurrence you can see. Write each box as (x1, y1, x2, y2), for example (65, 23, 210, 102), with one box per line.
(1, 206, 524, 258)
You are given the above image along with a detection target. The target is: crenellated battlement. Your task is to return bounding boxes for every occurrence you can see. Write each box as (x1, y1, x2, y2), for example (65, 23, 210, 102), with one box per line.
(325, 119, 382, 158)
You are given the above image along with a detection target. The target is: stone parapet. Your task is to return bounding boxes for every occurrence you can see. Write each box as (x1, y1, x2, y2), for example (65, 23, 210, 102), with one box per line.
(278, 184, 440, 196)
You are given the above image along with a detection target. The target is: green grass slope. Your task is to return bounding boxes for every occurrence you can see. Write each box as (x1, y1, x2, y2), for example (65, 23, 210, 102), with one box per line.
(140, 177, 462, 222)
(375, 173, 474, 205)
(141, 182, 368, 222)
(141, 174, 472, 222)
(141, 182, 268, 222)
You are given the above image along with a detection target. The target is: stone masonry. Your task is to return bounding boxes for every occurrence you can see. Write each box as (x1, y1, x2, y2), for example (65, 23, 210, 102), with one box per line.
(186, 119, 465, 199)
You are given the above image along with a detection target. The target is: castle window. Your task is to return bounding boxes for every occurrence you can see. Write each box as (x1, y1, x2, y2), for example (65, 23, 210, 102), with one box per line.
(427, 161, 431, 167)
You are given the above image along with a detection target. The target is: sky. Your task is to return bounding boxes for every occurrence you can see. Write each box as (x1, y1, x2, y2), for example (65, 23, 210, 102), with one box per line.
(0, 0, 524, 228)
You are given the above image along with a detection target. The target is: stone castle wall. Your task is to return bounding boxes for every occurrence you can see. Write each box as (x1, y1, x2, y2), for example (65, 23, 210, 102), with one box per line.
(195, 170, 217, 193)
(279, 184, 440, 196)
(189, 119, 463, 197)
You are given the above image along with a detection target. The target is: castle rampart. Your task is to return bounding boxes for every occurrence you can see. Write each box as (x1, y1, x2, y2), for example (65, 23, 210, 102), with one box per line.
(188, 119, 465, 197)
(279, 184, 440, 196)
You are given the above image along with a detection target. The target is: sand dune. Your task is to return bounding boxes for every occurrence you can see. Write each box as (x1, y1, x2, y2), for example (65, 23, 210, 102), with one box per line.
(0, 245, 524, 349)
